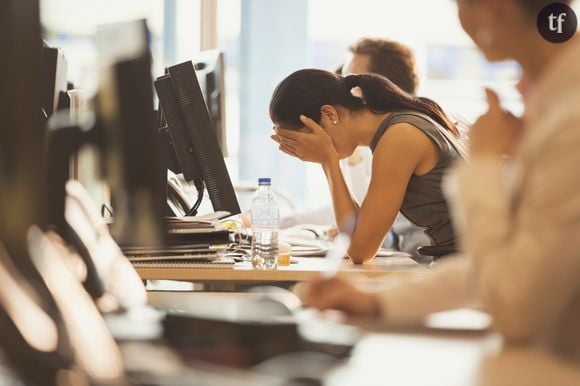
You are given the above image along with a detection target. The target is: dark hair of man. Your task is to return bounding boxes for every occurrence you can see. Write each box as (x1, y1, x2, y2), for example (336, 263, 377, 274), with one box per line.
(349, 37, 419, 95)
(270, 69, 459, 136)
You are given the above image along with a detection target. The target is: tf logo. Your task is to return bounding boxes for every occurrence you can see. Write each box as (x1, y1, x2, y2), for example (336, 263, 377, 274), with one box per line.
(537, 2, 578, 43)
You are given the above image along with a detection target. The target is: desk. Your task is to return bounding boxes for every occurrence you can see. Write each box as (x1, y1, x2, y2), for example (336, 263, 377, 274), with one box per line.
(147, 292, 580, 386)
(135, 256, 421, 284)
(324, 332, 580, 386)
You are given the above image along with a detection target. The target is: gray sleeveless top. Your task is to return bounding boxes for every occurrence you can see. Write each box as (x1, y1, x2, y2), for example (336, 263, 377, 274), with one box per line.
(370, 111, 463, 247)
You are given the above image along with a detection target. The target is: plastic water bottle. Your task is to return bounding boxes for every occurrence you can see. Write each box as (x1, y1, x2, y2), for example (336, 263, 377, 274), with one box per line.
(250, 178, 279, 269)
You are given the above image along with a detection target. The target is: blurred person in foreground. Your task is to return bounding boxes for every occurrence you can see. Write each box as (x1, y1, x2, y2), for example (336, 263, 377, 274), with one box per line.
(306, 0, 580, 360)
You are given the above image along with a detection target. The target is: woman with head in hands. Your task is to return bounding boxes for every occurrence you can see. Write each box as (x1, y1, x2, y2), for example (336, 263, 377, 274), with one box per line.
(270, 68, 467, 264)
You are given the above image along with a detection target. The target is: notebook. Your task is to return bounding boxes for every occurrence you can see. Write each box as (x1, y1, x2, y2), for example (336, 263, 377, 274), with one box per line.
(127, 253, 219, 262)
(131, 258, 235, 269)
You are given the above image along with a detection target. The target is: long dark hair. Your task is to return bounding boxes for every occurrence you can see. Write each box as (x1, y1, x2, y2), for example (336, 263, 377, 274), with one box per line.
(269, 69, 459, 136)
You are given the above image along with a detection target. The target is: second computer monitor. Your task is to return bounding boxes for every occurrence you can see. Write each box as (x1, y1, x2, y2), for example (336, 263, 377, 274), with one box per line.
(194, 50, 227, 157)
(0, 0, 48, 259)
(155, 61, 240, 218)
(41, 43, 68, 117)
(96, 19, 166, 246)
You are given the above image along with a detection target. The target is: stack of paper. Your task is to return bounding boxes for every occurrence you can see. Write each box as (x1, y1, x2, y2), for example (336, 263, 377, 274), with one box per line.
(123, 212, 233, 264)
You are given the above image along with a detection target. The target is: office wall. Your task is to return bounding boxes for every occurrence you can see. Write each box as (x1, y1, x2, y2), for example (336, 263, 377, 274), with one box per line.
(239, 0, 309, 208)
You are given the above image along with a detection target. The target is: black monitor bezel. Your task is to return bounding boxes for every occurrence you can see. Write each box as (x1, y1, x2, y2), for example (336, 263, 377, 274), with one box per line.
(158, 60, 240, 217)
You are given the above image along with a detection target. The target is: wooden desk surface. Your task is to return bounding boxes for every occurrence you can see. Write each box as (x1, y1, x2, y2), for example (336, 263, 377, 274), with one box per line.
(135, 256, 421, 283)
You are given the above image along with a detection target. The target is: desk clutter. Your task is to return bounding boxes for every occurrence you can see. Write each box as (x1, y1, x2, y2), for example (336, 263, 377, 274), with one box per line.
(122, 215, 235, 268)
(161, 290, 359, 367)
(104, 290, 359, 384)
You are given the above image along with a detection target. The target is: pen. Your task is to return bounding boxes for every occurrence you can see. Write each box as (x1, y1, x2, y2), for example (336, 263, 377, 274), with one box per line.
(321, 233, 350, 279)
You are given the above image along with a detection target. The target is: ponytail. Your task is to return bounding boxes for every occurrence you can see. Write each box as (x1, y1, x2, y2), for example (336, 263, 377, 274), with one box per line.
(415, 97, 459, 137)
(351, 73, 460, 137)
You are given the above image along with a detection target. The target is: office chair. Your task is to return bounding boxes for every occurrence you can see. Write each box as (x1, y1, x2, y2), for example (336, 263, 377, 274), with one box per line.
(416, 245, 457, 261)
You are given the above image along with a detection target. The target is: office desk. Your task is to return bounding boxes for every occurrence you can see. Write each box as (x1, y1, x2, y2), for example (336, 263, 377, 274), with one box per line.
(147, 292, 580, 386)
(325, 332, 580, 386)
(135, 256, 421, 285)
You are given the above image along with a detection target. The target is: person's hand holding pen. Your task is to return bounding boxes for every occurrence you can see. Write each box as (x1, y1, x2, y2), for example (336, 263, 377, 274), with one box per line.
(304, 275, 381, 317)
(302, 233, 382, 317)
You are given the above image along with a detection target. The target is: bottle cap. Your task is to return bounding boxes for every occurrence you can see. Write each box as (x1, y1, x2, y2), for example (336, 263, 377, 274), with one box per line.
(258, 178, 271, 185)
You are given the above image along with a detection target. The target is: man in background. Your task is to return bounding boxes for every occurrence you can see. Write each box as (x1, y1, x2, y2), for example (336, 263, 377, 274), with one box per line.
(339, 37, 420, 203)
(343, 37, 419, 93)
(342, 38, 432, 261)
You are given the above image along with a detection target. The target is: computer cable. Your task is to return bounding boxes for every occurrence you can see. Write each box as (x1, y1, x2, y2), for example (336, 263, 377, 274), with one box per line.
(185, 179, 204, 216)
(219, 218, 251, 261)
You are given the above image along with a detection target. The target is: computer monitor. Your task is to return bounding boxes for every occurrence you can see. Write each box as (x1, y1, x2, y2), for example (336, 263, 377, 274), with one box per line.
(0, 2, 70, 382)
(42, 44, 71, 233)
(194, 50, 228, 157)
(96, 19, 166, 246)
(0, 0, 48, 259)
(154, 61, 241, 218)
(41, 42, 68, 118)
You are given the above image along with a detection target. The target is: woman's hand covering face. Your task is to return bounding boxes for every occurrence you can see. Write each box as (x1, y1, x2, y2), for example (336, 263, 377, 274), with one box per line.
(271, 115, 340, 165)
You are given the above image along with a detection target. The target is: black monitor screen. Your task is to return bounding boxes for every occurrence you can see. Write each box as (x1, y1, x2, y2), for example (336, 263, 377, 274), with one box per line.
(0, 0, 47, 257)
(155, 75, 203, 184)
(155, 61, 240, 217)
(96, 20, 166, 246)
(41, 44, 68, 117)
(194, 50, 227, 157)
